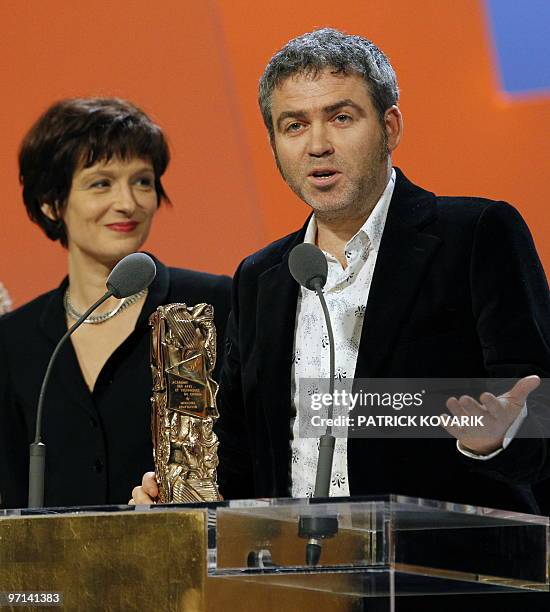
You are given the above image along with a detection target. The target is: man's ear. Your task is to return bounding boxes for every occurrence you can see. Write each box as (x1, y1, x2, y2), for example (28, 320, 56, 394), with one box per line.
(40, 203, 58, 222)
(384, 105, 404, 153)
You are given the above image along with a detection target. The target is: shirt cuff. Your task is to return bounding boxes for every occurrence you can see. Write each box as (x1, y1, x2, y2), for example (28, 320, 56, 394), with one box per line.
(456, 402, 528, 461)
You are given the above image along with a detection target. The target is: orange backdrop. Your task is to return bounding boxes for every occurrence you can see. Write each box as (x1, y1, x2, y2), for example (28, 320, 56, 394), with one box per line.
(1, 0, 549, 307)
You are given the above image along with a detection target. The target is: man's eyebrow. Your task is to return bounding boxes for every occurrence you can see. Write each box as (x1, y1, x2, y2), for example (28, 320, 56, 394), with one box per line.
(323, 99, 364, 114)
(275, 99, 364, 131)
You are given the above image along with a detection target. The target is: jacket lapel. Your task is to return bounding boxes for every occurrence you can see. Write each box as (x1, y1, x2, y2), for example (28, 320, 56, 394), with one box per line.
(256, 227, 306, 493)
(355, 169, 442, 378)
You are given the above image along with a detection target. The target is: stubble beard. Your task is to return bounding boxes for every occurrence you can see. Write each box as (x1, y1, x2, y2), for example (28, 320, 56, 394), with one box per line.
(274, 139, 390, 223)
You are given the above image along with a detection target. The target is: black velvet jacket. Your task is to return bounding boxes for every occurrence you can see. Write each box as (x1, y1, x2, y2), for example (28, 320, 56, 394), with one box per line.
(217, 169, 550, 514)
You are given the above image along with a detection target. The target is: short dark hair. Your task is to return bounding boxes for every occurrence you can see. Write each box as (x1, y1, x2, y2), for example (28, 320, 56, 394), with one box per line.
(259, 28, 399, 139)
(19, 98, 170, 247)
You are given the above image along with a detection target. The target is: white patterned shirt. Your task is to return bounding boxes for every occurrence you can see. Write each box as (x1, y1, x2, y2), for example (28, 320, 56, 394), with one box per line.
(291, 170, 396, 498)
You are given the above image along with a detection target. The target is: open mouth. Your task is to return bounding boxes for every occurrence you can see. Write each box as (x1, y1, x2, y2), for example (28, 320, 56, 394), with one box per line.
(308, 169, 341, 186)
(311, 170, 337, 178)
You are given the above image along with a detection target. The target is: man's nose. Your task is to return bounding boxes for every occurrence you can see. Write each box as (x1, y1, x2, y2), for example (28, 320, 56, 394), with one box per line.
(307, 124, 334, 158)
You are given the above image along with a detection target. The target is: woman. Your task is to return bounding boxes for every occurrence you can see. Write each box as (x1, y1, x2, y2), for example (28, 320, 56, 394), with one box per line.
(0, 98, 231, 509)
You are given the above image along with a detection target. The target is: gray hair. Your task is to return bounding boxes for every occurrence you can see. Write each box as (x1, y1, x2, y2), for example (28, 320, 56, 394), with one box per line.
(259, 28, 399, 139)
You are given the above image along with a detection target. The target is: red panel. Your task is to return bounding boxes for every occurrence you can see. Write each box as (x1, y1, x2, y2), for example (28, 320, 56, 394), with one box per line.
(0, 0, 264, 306)
(216, 0, 550, 270)
(1, 0, 549, 306)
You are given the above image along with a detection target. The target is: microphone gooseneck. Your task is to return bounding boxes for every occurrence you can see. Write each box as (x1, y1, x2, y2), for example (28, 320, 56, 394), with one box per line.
(28, 291, 114, 508)
(289, 243, 339, 566)
(28, 253, 157, 508)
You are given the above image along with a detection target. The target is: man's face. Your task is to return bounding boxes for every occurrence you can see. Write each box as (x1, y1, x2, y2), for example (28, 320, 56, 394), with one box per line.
(270, 68, 401, 220)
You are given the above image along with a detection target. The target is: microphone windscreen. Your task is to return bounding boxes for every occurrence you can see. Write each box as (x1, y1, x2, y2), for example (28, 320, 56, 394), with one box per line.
(106, 253, 156, 298)
(288, 243, 328, 290)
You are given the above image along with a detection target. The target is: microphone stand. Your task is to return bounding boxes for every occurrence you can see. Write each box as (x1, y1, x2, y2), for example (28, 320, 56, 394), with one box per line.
(28, 290, 114, 508)
(298, 278, 339, 565)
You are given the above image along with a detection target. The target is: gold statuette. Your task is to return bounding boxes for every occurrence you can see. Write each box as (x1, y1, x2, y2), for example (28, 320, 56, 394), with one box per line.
(149, 303, 221, 503)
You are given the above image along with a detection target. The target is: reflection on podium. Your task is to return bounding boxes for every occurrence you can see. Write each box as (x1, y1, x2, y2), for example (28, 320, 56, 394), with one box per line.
(0, 495, 547, 611)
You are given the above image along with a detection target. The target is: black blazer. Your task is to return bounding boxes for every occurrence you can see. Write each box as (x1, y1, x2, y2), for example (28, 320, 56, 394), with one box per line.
(0, 257, 231, 509)
(217, 169, 550, 513)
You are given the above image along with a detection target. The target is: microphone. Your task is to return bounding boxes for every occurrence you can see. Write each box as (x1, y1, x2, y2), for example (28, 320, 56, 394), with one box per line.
(288, 242, 328, 292)
(107, 252, 157, 298)
(289, 243, 338, 565)
(28, 253, 156, 508)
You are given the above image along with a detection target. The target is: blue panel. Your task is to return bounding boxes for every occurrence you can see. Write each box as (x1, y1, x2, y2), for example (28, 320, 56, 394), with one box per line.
(485, 0, 550, 95)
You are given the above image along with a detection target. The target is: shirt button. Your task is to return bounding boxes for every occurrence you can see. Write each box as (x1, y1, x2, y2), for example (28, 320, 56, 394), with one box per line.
(93, 459, 104, 473)
(90, 417, 98, 428)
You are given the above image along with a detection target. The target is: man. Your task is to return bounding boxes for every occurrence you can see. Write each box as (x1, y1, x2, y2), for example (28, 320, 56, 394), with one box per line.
(212, 28, 550, 511)
(134, 28, 550, 608)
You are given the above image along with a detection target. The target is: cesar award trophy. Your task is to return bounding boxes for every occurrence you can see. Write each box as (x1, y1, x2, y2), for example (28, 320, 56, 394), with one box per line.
(149, 303, 221, 503)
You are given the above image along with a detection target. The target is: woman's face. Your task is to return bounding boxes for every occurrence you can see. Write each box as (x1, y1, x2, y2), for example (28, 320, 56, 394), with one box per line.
(50, 157, 158, 266)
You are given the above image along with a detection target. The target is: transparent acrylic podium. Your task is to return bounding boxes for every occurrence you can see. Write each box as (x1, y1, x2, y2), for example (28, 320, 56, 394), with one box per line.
(209, 495, 549, 600)
(0, 495, 548, 611)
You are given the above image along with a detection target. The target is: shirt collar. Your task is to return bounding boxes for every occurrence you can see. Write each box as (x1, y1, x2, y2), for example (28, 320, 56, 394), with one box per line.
(303, 167, 396, 254)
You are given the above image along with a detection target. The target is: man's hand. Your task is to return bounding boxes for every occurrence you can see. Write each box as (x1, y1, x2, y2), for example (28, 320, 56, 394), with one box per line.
(443, 375, 540, 455)
(129, 471, 159, 505)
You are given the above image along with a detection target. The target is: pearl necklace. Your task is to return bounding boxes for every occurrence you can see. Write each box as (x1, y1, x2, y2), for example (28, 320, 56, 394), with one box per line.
(63, 288, 148, 324)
